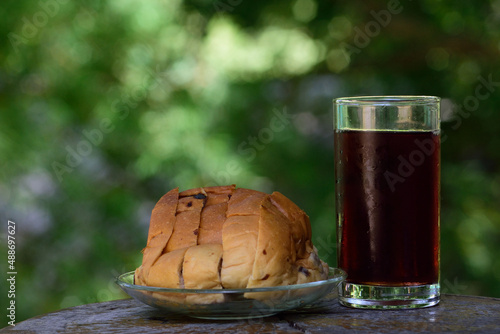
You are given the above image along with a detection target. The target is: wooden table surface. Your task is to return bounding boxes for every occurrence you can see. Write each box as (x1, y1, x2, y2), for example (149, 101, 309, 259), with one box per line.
(2, 293, 499, 333)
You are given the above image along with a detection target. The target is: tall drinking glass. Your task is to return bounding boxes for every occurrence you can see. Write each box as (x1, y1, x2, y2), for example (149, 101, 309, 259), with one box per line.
(334, 96, 440, 309)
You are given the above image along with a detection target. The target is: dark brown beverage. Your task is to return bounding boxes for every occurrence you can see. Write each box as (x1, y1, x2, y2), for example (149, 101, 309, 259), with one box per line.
(335, 130, 440, 286)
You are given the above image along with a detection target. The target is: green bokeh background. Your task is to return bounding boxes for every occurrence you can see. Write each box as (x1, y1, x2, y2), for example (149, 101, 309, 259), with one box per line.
(1, 0, 500, 326)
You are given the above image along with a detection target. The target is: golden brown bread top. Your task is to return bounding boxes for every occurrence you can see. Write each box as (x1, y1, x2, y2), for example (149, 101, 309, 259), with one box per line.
(146, 188, 178, 244)
(165, 195, 204, 252)
(246, 197, 296, 289)
(198, 202, 227, 245)
(269, 191, 312, 259)
(134, 185, 328, 303)
(226, 188, 268, 216)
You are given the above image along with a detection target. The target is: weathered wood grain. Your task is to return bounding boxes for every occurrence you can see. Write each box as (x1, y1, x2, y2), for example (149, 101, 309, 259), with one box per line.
(2, 294, 499, 333)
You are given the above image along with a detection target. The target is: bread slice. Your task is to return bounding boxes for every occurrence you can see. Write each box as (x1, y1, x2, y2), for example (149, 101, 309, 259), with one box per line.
(205, 192, 231, 206)
(136, 187, 179, 285)
(198, 202, 227, 245)
(245, 198, 295, 300)
(226, 188, 267, 216)
(183, 244, 224, 304)
(220, 188, 267, 288)
(134, 233, 170, 285)
(146, 188, 179, 244)
(270, 191, 312, 259)
(147, 247, 188, 304)
(165, 195, 205, 252)
(220, 215, 259, 289)
(147, 247, 188, 288)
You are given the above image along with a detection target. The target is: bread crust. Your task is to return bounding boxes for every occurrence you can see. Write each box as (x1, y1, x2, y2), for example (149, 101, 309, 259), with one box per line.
(134, 233, 170, 285)
(147, 188, 179, 244)
(166, 196, 205, 252)
(226, 188, 267, 216)
(179, 185, 235, 197)
(248, 199, 295, 287)
(270, 191, 312, 259)
(198, 202, 227, 245)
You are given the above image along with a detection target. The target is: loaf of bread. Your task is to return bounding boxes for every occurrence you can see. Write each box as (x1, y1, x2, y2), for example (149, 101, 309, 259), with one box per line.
(134, 185, 329, 303)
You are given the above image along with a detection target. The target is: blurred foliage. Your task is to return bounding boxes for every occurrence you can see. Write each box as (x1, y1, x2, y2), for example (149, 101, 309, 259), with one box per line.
(1, 0, 500, 326)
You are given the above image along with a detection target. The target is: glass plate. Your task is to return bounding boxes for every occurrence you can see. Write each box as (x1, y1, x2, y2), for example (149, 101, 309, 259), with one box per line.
(116, 267, 346, 320)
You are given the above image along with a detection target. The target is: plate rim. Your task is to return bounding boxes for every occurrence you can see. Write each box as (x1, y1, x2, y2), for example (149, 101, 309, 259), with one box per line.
(116, 267, 346, 294)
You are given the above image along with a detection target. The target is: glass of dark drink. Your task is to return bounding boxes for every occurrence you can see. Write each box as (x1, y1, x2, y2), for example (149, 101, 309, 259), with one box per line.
(334, 96, 440, 309)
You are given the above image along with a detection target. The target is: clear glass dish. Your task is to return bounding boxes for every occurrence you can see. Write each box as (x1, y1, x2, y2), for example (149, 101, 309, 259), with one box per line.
(116, 267, 346, 320)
